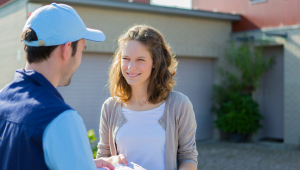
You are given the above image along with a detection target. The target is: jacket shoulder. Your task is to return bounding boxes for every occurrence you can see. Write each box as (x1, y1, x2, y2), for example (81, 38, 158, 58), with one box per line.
(101, 97, 120, 117)
(168, 91, 191, 105)
(167, 91, 194, 118)
(102, 97, 118, 108)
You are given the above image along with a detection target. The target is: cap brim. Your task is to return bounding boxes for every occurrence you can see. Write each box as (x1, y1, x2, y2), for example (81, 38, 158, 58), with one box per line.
(83, 28, 106, 42)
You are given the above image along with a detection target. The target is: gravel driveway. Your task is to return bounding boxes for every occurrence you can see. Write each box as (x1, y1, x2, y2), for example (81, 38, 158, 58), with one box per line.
(196, 140, 300, 170)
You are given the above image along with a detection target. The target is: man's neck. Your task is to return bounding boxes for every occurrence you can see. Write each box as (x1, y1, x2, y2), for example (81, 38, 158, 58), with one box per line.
(25, 61, 60, 88)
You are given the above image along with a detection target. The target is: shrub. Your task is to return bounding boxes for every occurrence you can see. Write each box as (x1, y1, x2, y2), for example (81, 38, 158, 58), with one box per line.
(87, 129, 98, 158)
(214, 92, 263, 135)
(212, 40, 274, 137)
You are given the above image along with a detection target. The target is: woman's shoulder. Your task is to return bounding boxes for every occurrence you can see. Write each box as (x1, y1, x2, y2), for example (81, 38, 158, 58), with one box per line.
(168, 91, 191, 104)
(166, 91, 193, 112)
(102, 97, 121, 109)
(101, 97, 122, 119)
(104, 97, 115, 104)
(167, 91, 195, 118)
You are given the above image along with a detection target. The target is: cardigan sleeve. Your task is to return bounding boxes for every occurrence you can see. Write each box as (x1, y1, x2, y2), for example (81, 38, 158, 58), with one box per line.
(96, 100, 112, 158)
(177, 98, 198, 167)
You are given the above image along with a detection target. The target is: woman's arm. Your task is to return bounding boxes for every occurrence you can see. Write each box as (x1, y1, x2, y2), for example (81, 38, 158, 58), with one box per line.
(93, 159, 115, 169)
(96, 102, 112, 158)
(95, 101, 129, 166)
(178, 162, 197, 170)
(95, 154, 128, 166)
(177, 98, 198, 168)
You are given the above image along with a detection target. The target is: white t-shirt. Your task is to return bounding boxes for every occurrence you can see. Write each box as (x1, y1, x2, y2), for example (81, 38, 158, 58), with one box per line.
(116, 102, 166, 170)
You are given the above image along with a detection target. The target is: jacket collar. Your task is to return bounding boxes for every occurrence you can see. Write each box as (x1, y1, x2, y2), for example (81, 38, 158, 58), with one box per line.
(14, 69, 64, 100)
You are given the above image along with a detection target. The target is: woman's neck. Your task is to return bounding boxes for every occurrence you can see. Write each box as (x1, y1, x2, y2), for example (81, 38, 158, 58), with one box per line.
(122, 84, 165, 111)
(129, 85, 148, 106)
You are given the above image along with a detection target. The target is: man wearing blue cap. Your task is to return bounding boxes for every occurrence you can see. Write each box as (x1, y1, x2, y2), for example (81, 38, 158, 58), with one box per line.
(0, 3, 114, 170)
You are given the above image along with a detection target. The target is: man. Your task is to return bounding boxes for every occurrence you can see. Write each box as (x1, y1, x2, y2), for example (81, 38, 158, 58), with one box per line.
(0, 3, 114, 170)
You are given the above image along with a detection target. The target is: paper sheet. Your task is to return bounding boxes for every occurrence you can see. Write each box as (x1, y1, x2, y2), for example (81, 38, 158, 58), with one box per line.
(97, 162, 146, 170)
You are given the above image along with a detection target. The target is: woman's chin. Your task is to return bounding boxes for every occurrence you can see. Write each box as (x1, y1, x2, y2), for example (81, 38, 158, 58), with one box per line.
(127, 82, 138, 86)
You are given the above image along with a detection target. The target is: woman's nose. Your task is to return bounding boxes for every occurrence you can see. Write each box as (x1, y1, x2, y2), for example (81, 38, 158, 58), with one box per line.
(128, 60, 136, 70)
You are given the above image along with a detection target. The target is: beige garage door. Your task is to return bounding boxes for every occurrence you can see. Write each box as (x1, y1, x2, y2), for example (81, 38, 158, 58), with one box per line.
(59, 54, 214, 141)
(258, 46, 284, 140)
(57, 53, 112, 135)
(174, 57, 214, 140)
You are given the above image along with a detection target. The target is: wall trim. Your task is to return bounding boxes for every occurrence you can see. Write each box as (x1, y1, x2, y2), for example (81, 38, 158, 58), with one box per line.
(28, 0, 240, 21)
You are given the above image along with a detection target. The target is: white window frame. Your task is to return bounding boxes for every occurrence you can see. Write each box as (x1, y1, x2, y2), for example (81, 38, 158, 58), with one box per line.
(151, 0, 192, 9)
(249, 0, 267, 4)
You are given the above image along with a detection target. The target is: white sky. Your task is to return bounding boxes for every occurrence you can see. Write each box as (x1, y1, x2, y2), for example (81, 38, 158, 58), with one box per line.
(151, 0, 192, 9)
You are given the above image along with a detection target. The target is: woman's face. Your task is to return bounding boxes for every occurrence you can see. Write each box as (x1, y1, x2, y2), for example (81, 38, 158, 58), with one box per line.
(121, 40, 153, 89)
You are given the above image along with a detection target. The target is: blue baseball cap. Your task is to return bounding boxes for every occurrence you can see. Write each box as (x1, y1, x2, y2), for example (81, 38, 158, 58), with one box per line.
(23, 3, 105, 47)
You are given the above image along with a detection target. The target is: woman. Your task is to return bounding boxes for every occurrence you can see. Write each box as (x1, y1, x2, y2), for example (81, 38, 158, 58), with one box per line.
(95, 25, 198, 170)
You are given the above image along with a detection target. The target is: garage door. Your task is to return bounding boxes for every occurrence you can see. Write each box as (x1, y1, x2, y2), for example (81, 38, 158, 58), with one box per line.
(258, 46, 284, 140)
(58, 54, 214, 141)
(174, 57, 214, 140)
(57, 53, 112, 136)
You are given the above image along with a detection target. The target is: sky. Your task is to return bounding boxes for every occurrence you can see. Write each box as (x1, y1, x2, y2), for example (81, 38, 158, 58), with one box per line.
(151, 0, 192, 9)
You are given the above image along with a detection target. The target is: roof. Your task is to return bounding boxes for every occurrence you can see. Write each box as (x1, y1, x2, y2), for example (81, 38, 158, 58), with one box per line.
(28, 0, 240, 21)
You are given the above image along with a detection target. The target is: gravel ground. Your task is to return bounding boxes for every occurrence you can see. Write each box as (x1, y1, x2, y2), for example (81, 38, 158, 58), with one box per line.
(196, 140, 300, 170)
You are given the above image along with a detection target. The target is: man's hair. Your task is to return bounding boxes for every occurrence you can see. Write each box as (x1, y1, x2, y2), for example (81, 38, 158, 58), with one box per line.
(21, 28, 79, 63)
(109, 25, 178, 104)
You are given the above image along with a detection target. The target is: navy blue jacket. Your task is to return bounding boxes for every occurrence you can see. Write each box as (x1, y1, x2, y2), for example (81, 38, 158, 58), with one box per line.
(0, 69, 72, 170)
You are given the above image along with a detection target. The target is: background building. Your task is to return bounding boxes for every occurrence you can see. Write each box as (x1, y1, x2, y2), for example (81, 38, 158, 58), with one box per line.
(3, 0, 300, 146)
(0, 0, 239, 141)
(193, 0, 300, 32)
(193, 0, 300, 145)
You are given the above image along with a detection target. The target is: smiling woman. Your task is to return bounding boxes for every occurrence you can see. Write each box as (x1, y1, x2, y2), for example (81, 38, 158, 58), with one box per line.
(94, 25, 198, 170)
(109, 25, 177, 104)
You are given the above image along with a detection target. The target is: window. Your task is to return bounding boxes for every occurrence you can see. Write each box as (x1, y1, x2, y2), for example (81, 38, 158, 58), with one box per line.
(250, 0, 267, 4)
(151, 0, 192, 9)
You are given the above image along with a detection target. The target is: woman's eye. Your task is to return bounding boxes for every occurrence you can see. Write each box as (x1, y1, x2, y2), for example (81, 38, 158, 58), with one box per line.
(122, 58, 129, 60)
(138, 59, 145, 61)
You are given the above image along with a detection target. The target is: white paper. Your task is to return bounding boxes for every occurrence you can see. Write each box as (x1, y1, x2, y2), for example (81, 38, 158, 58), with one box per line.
(97, 162, 146, 170)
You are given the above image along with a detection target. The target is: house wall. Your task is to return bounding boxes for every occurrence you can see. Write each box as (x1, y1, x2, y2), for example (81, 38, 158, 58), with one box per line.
(233, 26, 300, 145)
(0, 0, 10, 7)
(283, 28, 300, 145)
(0, 0, 27, 89)
(65, 4, 232, 58)
(193, 0, 300, 32)
(12, 1, 233, 76)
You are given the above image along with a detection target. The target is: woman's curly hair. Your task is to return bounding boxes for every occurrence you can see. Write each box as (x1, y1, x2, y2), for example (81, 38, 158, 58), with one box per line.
(109, 25, 178, 104)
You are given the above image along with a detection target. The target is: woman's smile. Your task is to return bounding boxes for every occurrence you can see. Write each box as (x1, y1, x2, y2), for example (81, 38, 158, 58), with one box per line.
(127, 72, 141, 78)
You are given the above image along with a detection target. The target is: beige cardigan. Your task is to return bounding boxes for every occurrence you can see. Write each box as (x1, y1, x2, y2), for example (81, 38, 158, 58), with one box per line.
(96, 91, 198, 170)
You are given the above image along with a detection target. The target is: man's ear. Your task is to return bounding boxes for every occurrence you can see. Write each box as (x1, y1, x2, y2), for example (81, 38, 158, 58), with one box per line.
(61, 41, 72, 61)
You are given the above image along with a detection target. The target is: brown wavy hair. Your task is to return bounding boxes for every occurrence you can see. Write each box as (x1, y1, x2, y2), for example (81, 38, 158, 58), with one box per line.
(109, 25, 178, 104)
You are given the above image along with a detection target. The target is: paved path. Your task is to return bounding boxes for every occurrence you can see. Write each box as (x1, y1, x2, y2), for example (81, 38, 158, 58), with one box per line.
(197, 140, 300, 170)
